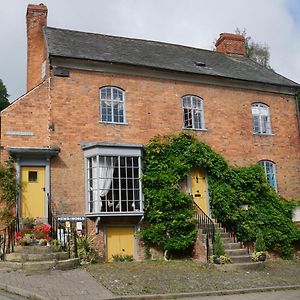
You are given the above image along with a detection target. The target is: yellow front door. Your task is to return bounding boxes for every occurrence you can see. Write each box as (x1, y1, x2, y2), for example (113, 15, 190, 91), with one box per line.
(190, 168, 209, 214)
(21, 166, 46, 218)
(106, 227, 135, 262)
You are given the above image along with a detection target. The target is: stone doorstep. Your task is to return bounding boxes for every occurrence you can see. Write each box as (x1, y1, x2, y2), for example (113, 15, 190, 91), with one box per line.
(0, 258, 80, 271)
(14, 245, 53, 254)
(220, 237, 234, 243)
(5, 252, 69, 262)
(223, 242, 241, 250)
(230, 255, 252, 263)
(225, 248, 249, 256)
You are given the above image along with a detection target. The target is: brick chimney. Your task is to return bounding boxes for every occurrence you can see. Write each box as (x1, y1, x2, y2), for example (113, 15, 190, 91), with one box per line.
(215, 33, 245, 56)
(26, 3, 48, 92)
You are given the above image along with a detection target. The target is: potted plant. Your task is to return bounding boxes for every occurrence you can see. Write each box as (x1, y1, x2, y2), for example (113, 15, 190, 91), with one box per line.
(251, 229, 267, 262)
(210, 230, 231, 264)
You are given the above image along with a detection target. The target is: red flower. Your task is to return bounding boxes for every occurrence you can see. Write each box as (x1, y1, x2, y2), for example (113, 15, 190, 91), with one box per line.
(15, 232, 22, 241)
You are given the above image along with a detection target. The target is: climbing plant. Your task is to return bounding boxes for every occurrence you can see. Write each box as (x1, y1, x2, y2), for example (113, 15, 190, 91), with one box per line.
(141, 133, 299, 258)
(0, 162, 19, 225)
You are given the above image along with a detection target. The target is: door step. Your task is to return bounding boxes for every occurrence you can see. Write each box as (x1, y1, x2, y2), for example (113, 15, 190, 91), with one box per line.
(0, 245, 80, 271)
(0, 258, 80, 271)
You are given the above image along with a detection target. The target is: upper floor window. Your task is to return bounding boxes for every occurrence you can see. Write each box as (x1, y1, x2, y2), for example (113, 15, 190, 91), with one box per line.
(182, 95, 205, 130)
(100, 87, 125, 123)
(259, 160, 277, 191)
(251, 103, 271, 134)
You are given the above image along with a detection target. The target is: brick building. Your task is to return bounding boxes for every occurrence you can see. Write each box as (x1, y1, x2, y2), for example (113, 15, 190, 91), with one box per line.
(1, 4, 300, 261)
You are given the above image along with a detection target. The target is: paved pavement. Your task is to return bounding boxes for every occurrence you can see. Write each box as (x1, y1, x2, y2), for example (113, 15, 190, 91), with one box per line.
(180, 289, 300, 300)
(0, 290, 26, 300)
(0, 267, 300, 300)
(0, 268, 113, 300)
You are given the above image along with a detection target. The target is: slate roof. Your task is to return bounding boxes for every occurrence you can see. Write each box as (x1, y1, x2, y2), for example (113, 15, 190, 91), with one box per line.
(44, 27, 300, 88)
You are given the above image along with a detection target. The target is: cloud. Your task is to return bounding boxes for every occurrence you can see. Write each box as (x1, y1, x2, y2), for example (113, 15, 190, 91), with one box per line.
(0, 0, 299, 101)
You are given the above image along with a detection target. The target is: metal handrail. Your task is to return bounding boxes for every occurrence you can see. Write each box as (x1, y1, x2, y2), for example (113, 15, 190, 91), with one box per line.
(193, 202, 215, 239)
(0, 223, 16, 261)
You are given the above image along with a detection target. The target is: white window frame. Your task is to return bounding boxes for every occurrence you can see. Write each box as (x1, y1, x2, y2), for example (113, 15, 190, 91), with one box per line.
(100, 86, 126, 124)
(251, 103, 272, 135)
(259, 160, 278, 192)
(84, 145, 143, 216)
(182, 95, 205, 130)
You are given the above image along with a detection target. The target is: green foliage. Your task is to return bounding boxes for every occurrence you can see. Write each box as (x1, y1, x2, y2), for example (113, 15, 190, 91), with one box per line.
(0, 79, 10, 111)
(235, 28, 272, 69)
(255, 229, 266, 252)
(50, 239, 62, 252)
(0, 162, 19, 225)
(76, 234, 97, 264)
(112, 254, 134, 262)
(141, 133, 300, 258)
(213, 230, 225, 257)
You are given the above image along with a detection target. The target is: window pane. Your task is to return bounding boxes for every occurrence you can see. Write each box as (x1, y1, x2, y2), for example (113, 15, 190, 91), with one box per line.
(252, 103, 271, 134)
(100, 87, 125, 123)
(259, 161, 277, 191)
(87, 154, 141, 213)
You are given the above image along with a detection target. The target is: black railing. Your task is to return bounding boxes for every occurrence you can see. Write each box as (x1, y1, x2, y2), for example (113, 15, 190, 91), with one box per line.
(194, 202, 215, 260)
(0, 223, 16, 261)
(51, 218, 78, 258)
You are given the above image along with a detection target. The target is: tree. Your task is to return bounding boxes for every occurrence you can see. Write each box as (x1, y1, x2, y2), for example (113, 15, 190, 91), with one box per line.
(0, 79, 10, 111)
(235, 28, 272, 69)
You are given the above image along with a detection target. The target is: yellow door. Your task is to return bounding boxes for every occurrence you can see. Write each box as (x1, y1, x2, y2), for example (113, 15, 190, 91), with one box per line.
(21, 166, 45, 218)
(106, 227, 135, 262)
(190, 168, 208, 214)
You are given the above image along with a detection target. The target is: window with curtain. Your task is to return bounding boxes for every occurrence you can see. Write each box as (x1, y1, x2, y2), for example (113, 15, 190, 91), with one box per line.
(100, 87, 125, 123)
(182, 95, 205, 130)
(251, 103, 272, 134)
(259, 160, 277, 191)
(87, 155, 142, 213)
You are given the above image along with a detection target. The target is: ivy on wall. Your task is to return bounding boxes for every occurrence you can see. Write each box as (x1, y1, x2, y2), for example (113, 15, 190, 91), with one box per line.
(141, 133, 299, 258)
(0, 162, 19, 225)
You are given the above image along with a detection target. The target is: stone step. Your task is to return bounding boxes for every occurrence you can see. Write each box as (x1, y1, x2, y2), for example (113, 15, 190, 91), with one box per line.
(217, 262, 264, 271)
(5, 251, 69, 262)
(225, 248, 248, 256)
(0, 258, 80, 271)
(220, 232, 230, 238)
(14, 245, 53, 254)
(230, 255, 252, 263)
(223, 242, 241, 249)
(220, 237, 233, 243)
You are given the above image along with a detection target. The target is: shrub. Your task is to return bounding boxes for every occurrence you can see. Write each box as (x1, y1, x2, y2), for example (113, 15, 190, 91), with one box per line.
(76, 234, 97, 264)
(255, 229, 266, 252)
(112, 254, 134, 262)
(213, 230, 225, 257)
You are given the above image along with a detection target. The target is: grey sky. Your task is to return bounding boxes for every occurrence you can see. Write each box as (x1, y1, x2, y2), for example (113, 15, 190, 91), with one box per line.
(1, 0, 300, 101)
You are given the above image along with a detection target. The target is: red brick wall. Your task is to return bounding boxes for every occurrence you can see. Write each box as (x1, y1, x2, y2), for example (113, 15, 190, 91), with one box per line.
(0, 81, 50, 157)
(47, 69, 300, 209)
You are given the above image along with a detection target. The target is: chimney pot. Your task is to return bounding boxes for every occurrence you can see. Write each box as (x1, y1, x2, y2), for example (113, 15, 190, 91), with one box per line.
(215, 33, 246, 56)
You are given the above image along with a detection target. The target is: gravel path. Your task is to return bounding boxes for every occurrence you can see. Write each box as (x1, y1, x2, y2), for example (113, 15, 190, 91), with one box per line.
(86, 259, 300, 296)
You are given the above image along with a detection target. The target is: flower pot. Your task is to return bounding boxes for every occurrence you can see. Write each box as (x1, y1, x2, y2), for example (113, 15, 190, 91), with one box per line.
(258, 253, 266, 262)
(213, 257, 221, 264)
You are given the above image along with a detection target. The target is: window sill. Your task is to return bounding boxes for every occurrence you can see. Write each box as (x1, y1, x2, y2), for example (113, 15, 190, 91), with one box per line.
(253, 133, 275, 136)
(85, 211, 144, 217)
(99, 121, 128, 125)
(182, 127, 208, 132)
